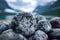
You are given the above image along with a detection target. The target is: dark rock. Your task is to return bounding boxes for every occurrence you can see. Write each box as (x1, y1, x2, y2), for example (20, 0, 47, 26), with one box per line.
(50, 17, 60, 28)
(48, 29, 60, 39)
(29, 30, 48, 40)
(51, 39, 60, 40)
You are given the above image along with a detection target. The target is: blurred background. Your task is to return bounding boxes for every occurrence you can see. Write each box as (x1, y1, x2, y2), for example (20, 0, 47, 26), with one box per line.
(0, 0, 60, 22)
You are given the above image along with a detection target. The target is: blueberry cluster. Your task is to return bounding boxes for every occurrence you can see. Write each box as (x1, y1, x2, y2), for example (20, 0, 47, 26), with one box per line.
(0, 12, 60, 40)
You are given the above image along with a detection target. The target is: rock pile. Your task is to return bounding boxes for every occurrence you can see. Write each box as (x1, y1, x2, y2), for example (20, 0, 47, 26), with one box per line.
(0, 12, 60, 40)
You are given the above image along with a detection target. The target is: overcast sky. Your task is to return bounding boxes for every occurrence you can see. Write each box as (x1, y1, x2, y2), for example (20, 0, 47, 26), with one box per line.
(5, 0, 57, 12)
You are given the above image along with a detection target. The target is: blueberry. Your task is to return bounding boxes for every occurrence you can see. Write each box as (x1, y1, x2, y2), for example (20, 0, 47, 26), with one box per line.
(37, 20, 52, 33)
(29, 30, 48, 40)
(0, 23, 9, 34)
(50, 17, 60, 28)
(11, 12, 37, 37)
(48, 29, 60, 39)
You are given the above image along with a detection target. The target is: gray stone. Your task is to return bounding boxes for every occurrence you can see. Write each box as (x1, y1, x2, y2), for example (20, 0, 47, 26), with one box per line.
(0, 29, 21, 40)
(29, 30, 48, 40)
(11, 12, 37, 36)
(37, 20, 52, 33)
(0, 23, 9, 34)
(18, 34, 28, 40)
(35, 15, 46, 23)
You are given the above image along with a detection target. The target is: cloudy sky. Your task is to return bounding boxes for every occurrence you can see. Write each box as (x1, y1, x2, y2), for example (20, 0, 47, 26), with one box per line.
(5, 0, 57, 12)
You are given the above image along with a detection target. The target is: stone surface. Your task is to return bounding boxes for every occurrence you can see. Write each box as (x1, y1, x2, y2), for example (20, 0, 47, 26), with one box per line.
(48, 29, 60, 39)
(51, 39, 60, 40)
(0, 23, 9, 34)
(29, 30, 48, 40)
(35, 15, 46, 23)
(0, 29, 28, 40)
(18, 34, 28, 40)
(0, 29, 20, 40)
(11, 12, 37, 37)
(50, 17, 60, 28)
(37, 20, 52, 33)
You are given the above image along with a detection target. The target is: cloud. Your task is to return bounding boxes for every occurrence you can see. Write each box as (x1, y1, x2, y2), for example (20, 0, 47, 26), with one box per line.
(5, 9, 16, 13)
(36, 0, 57, 6)
(5, 0, 57, 12)
(5, 0, 37, 12)
(5, 0, 16, 2)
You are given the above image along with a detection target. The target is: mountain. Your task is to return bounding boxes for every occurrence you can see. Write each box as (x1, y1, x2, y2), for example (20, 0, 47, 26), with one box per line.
(41, 0, 60, 16)
(0, 0, 60, 19)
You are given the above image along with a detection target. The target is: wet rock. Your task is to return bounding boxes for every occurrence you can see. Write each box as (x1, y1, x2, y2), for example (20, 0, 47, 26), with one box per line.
(48, 29, 60, 39)
(50, 17, 60, 28)
(29, 30, 48, 40)
(37, 20, 52, 33)
(11, 12, 37, 37)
